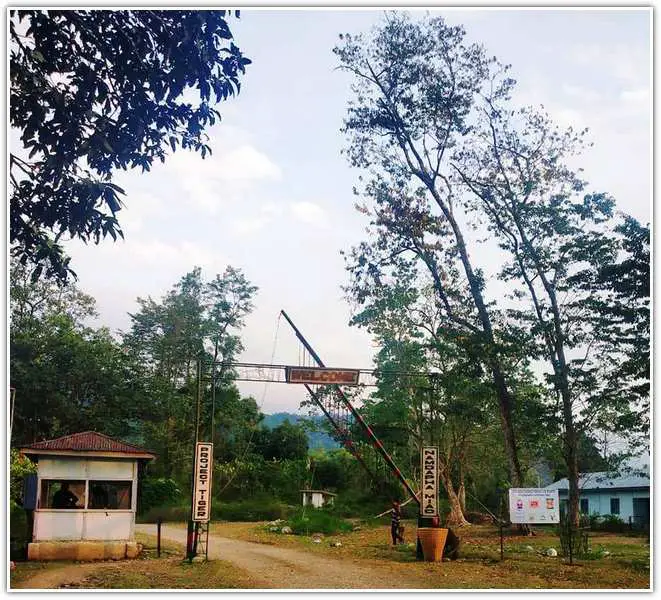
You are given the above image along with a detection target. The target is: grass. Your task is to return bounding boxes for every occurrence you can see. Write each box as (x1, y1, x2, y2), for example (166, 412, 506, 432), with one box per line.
(10, 523, 650, 590)
(10, 532, 258, 590)
(207, 520, 650, 589)
(9, 562, 65, 587)
(73, 557, 259, 589)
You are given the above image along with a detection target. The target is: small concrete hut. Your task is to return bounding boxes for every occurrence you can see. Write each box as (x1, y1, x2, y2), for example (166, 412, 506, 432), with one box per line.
(20, 431, 155, 561)
(300, 489, 336, 509)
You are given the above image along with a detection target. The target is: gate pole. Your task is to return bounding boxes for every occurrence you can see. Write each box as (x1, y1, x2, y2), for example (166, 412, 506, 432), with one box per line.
(280, 310, 420, 507)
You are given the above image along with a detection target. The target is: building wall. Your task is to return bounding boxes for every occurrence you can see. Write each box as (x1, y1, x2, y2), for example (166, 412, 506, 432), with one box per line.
(34, 456, 138, 542)
(560, 488, 650, 522)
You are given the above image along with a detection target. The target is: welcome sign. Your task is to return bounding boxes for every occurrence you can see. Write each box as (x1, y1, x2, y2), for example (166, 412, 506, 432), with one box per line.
(285, 366, 360, 385)
(421, 447, 439, 517)
(192, 442, 213, 522)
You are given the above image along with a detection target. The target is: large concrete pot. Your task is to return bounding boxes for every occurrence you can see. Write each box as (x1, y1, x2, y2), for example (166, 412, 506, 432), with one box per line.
(417, 527, 449, 562)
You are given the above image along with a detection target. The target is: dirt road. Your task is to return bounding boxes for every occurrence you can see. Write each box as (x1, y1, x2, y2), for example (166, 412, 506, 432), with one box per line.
(135, 523, 424, 589)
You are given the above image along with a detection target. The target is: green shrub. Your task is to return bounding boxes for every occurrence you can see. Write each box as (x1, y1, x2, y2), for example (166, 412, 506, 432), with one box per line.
(213, 498, 292, 522)
(139, 477, 182, 515)
(10, 499, 29, 560)
(323, 489, 415, 520)
(556, 515, 590, 558)
(138, 504, 191, 523)
(286, 507, 353, 535)
(590, 513, 627, 533)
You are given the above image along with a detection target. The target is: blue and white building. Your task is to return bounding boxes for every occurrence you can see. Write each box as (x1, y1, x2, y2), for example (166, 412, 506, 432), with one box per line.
(545, 471, 650, 526)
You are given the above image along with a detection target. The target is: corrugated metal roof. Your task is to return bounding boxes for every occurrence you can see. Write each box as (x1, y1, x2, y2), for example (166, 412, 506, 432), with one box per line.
(20, 431, 155, 457)
(545, 471, 650, 491)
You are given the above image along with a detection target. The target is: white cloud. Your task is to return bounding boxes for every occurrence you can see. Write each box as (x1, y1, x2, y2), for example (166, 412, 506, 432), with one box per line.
(231, 216, 270, 235)
(261, 202, 285, 217)
(215, 145, 282, 181)
(154, 142, 283, 215)
(561, 84, 602, 103)
(289, 202, 329, 227)
(620, 88, 650, 105)
(552, 108, 586, 129)
(67, 236, 228, 276)
(167, 143, 281, 183)
(567, 42, 648, 86)
(115, 192, 166, 234)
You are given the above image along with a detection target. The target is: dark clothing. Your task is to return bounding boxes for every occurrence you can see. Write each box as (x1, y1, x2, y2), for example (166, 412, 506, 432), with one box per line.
(52, 488, 78, 509)
(391, 507, 401, 528)
(390, 506, 404, 545)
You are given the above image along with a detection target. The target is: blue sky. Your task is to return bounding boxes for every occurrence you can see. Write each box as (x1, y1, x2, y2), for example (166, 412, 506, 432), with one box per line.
(54, 8, 651, 418)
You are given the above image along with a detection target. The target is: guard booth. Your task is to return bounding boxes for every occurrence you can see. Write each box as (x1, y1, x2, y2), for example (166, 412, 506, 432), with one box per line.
(19, 431, 155, 561)
(300, 489, 336, 509)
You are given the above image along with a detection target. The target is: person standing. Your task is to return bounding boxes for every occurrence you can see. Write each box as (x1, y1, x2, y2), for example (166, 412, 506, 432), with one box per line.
(52, 482, 78, 509)
(390, 500, 404, 545)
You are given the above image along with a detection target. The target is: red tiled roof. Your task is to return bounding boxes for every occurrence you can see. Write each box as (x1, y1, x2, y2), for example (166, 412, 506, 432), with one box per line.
(20, 431, 155, 458)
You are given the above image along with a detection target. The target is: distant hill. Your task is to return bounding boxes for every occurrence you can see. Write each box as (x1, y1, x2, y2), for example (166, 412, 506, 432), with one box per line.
(262, 412, 339, 451)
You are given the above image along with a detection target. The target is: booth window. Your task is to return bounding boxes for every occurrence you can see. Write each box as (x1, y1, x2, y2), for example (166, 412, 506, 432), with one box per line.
(88, 481, 132, 509)
(40, 480, 85, 509)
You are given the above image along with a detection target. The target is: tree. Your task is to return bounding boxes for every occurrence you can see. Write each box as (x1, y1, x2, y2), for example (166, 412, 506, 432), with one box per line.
(10, 10, 251, 282)
(335, 14, 528, 491)
(452, 100, 646, 524)
(122, 266, 258, 483)
(350, 277, 549, 527)
(255, 420, 309, 462)
(580, 217, 650, 447)
(10, 258, 146, 444)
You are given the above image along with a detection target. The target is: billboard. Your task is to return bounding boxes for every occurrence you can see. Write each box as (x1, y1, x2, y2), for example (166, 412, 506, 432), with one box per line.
(285, 366, 360, 385)
(192, 442, 213, 523)
(508, 488, 560, 524)
(420, 447, 439, 517)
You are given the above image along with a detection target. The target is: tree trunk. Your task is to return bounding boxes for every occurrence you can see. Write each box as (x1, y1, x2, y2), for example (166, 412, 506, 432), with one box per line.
(561, 385, 580, 527)
(439, 468, 470, 528)
(458, 466, 466, 514)
(428, 189, 526, 491)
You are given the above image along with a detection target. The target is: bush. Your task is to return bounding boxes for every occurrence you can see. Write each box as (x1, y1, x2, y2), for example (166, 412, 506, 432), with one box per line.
(286, 507, 354, 536)
(138, 504, 191, 523)
(590, 513, 627, 533)
(556, 515, 590, 558)
(465, 511, 495, 525)
(213, 498, 292, 522)
(139, 477, 182, 515)
(10, 499, 29, 560)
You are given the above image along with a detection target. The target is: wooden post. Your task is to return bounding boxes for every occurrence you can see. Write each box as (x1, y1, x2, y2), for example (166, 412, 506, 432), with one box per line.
(157, 518, 162, 558)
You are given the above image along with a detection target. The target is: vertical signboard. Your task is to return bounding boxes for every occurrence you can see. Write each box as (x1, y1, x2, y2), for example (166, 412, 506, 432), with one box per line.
(508, 488, 560, 524)
(192, 442, 213, 522)
(421, 447, 439, 517)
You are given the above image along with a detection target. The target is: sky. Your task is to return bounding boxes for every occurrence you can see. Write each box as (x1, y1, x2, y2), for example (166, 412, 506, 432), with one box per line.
(46, 8, 651, 418)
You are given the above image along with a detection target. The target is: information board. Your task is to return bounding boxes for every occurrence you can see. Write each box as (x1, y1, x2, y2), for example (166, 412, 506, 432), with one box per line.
(192, 442, 213, 522)
(508, 488, 560, 524)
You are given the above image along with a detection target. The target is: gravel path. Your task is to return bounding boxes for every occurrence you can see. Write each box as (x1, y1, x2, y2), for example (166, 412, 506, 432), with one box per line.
(135, 523, 424, 589)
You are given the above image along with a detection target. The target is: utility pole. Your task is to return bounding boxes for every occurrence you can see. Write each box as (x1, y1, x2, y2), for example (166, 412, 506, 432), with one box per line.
(186, 357, 203, 562)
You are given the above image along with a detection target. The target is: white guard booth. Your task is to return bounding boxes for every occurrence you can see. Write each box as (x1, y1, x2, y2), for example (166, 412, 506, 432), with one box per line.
(20, 431, 155, 561)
